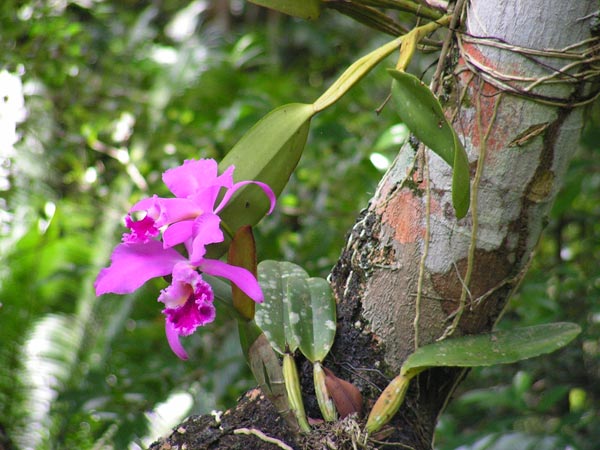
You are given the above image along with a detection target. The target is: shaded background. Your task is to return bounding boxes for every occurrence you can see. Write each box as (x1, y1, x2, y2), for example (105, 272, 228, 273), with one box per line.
(0, 1, 598, 448)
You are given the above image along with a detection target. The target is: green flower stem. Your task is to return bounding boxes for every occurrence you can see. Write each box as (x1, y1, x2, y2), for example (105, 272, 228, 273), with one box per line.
(312, 15, 450, 113)
(396, 15, 449, 71)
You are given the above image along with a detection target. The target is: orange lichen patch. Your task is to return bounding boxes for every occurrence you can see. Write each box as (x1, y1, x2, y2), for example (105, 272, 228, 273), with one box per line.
(456, 44, 520, 152)
(380, 190, 425, 244)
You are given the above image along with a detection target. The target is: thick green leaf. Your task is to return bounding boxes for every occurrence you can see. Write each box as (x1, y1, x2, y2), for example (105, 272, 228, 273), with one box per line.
(389, 69, 454, 164)
(255, 260, 311, 354)
(388, 69, 471, 218)
(256, 261, 337, 363)
(452, 132, 471, 219)
(249, 0, 321, 20)
(401, 323, 581, 378)
(218, 103, 314, 233)
(293, 277, 337, 363)
(367, 322, 581, 434)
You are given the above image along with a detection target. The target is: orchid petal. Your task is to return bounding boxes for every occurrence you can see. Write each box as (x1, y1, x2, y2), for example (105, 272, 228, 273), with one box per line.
(214, 180, 276, 215)
(199, 259, 264, 302)
(163, 159, 233, 198)
(162, 220, 195, 249)
(133, 197, 201, 228)
(123, 214, 159, 243)
(157, 263, 197, 308)
(95, 241, 186, 295)
(188, 214, 224, 263)
(130, 195, 160, 216)
(165, 320, 189, 360)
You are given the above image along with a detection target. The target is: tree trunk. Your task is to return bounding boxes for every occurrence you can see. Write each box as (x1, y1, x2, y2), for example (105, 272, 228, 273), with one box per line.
(151, 1, 599, 448)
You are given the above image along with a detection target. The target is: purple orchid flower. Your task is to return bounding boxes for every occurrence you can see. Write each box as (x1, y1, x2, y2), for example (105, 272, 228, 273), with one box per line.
(125, 159, 274, 261)
(94, 159, 275, 359)
(95, 240, 263, 359)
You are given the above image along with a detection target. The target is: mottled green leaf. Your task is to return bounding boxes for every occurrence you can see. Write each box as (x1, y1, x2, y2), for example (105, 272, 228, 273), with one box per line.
(368, 322, 581, 433)
(401, 323, 581, 378)
(255, 260, 311, 354)
(293, 277, 336, 363)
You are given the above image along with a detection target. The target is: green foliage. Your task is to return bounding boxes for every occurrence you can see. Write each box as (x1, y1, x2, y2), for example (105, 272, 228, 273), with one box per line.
(255, 260, 336, 362)
(218, 103, 313, 239)
(255, 260, 336, 426)
(403, 323, 581, 377)
(255, 260, 309, 353)
(367, 323, 581, 434)
(299, 277, 336, 363)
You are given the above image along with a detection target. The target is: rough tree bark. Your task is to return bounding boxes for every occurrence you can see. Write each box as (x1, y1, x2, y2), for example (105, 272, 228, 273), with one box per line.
(151, 1, 599, 449)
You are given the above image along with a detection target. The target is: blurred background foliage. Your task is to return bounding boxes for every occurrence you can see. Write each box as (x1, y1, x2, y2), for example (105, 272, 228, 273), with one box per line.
(0, 1, 597, 449)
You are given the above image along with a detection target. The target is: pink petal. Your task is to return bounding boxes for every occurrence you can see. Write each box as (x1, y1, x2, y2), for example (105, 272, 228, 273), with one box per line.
(94, 241, 186, 295)
(157, 267, 196, 309)
(165, 320, 189, 360)
(163, 159, 232, 198)
(133, 197, 201, 229)
(158, 197, 203, 225)
(188, 186, 223, 212)
(216, 165, 235, 188)
(162, 220, 195, 249)
(188, 214, 224, 263)
(214, 180, 276, 215)
(199, 259, 264, 302)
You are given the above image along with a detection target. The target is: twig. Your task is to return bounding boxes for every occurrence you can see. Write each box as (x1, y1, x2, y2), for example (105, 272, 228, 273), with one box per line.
(413, 148, 430, 350)
(233, 428, 295, 450)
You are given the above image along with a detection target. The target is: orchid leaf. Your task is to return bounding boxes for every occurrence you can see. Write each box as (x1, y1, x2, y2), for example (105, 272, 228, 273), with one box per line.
(218, 103, 314, 233)
(255, 260, 311, 354)
(312, 18, 450, 113)
(451, 130, 471, 219)
(367, 323, 581, 433)
(249, 0, 321, 20)
(401, 322, 581, 378)
(292, 277, 337, 363)
(388, 69, 471, 218)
